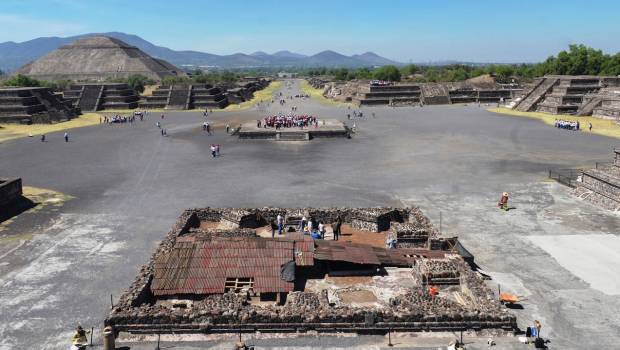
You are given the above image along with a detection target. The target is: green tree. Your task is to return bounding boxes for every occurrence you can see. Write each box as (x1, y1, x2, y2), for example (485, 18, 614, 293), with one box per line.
(126, 74, 153, 93)
(401, 64, 419, 76)
(373, 65, 401, 81)
(2, 74, 41, 87)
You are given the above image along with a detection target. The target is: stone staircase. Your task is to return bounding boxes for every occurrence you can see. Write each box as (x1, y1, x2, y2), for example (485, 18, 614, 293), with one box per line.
(514, 77, 559, 112)
(77, 85, 103, 111)
(64, 83, 139, 111)
(166, 85, 190, 109)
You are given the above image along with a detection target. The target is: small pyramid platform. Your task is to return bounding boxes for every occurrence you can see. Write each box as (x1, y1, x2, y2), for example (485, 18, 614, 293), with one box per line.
(0, 87, 80, 124)
(17, 36, 185, 82)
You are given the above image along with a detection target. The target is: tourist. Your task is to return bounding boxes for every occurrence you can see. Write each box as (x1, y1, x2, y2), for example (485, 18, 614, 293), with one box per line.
(271, 218, 277, 238)
(161, 129, 164, 136)
(215, 144, 220, 156)
(161, 114, 165, 119)
(318, 222, 325, 239)
(498, 192, 509, 211)
(277, 214, 283, 235)
(202, 122, 207, 131)
(64, 132, 69, 142)
(210, 144, 216, 158)
(333, 216, 342, 241)
(226, 124, 230, 133)
(589, 122, 593, 132)
(163, 129, 167, 136)
(206, 123, 211, 135)
(299, 215, 307, 231)
(307, 217, 314, 233)
(40, 134, 46, 142)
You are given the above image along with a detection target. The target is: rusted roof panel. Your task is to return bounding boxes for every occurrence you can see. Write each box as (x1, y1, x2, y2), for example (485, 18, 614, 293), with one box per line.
(152, 237, 294, 296)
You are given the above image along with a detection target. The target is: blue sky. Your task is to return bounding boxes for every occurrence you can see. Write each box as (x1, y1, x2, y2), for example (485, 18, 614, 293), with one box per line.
(1, 0, 619, 63)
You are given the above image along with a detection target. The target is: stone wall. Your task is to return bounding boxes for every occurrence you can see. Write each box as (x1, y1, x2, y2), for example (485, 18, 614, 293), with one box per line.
(0, 178, 22, 207)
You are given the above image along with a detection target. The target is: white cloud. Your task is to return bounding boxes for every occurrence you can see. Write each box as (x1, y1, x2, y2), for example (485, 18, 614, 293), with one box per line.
(0, 14, 86, 42)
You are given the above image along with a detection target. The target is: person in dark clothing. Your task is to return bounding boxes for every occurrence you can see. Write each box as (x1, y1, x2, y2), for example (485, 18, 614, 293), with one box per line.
(271, 219, 277, 238)
(333, 216, 342, 241)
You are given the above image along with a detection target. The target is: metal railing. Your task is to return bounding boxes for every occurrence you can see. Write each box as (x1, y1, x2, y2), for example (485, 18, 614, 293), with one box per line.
(548, 168, 583, 188)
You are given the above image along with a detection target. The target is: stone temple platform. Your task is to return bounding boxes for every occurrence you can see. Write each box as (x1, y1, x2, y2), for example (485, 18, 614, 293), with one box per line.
(238, 119, 349, 141)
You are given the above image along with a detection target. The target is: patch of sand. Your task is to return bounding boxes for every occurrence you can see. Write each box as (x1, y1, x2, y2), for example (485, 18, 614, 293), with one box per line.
(488, 107, 620, 139)
(0, 113, 101, 143)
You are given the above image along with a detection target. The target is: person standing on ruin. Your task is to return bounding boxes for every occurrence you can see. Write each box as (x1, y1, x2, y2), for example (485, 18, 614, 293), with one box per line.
(333, 216, 342, 241)
(277, 214, 284, 235)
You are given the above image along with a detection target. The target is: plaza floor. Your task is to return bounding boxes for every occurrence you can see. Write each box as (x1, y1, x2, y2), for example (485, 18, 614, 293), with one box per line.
(0, 80, 619, 349)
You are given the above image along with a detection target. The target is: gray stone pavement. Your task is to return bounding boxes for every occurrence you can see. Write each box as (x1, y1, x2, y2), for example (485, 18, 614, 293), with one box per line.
(0, 79, 619, 349)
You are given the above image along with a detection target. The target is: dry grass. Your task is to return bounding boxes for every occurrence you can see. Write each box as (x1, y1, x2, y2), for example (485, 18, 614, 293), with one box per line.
(300, 80, 354, 107)
(488, 107, 620, 139)
(0, 113, 101, 143)
(223, 81, 283, 111)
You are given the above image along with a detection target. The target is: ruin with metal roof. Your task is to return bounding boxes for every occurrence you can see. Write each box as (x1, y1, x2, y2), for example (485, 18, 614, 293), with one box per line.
(106, 207, 516, 335)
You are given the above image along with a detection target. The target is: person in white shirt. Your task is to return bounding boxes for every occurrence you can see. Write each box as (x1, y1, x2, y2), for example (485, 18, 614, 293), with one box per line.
(318, 222, 325, 239)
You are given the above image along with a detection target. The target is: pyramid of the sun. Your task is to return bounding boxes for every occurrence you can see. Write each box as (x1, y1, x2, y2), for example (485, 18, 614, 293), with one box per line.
(17, 36, 185, 81)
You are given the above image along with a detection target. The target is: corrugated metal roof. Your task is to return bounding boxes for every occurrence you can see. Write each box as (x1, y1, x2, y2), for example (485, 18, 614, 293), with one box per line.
(152, 237, 294, 296)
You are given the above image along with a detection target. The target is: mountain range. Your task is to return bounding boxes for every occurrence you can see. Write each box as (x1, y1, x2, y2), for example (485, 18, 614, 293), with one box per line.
(0, 32, 402, 71)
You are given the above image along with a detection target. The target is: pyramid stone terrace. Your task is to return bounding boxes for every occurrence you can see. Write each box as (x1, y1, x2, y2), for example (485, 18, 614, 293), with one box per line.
(106, 207, 516, 335)
(63, 83, 139, 111)
(513, 75, 620, 115)
(16, 36, 185, 82)
(352, 82, 517, 106)
(0, 87, 79, 124)
(139, 84, 229, 110)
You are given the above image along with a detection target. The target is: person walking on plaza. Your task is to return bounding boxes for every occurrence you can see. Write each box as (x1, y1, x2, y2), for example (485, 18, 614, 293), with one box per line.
(589, 122, 593, 132)
(64, 132, 69, 142)
(498, 192, 509, 211)
(40, 134, 46, 142)
(215, 144, 220, 157)
(210, 144, 216, 158)
(226, 124, 230, 134)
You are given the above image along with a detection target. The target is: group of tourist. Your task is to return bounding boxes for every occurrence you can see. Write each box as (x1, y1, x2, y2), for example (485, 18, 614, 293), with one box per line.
(260, 114, 319, 129)
(370, 80, 392, 86)
(554, 119, 580, 131)
(269, 214, 343, 241)
(103, 115, 136, 124)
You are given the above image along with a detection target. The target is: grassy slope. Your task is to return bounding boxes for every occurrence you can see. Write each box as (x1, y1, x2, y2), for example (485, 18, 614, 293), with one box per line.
(299, 80, 354, 107)
(488, 107, 620, 139)
(0, 113, 101, 143)
(223, 81, 283, 111)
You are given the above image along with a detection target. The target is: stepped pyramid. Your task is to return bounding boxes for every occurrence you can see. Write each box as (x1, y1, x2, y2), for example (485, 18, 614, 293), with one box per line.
(16, 36, 185, 81)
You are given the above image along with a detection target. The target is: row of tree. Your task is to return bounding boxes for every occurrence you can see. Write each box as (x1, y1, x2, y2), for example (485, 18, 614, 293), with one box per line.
(0, 70, 242, 93)
(305, 45, 620, 83)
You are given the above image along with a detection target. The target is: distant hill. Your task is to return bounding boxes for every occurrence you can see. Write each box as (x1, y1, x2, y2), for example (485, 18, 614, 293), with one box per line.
(0, 32, 403, 71)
